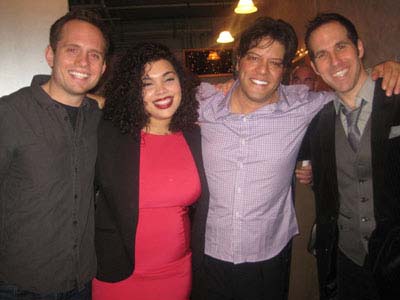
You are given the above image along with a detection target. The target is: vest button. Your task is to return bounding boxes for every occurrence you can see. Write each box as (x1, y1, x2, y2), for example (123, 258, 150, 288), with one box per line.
(361, 197, 368, 203)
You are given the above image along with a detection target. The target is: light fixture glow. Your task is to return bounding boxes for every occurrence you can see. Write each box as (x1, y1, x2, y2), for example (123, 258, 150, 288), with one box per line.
(234, 0, 258, 14)
(292, 48, 309, 63)
(207, 50, 221, 61)
(217, 31, 234, 43)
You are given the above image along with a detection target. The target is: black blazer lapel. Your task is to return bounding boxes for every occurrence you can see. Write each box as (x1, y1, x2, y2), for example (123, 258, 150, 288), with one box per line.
(371, 83, 395, 182)
(115, 132, 141, 260)
(312, 102, 340, 218)
(320, 103, 338, 194)
(100, 124, 141, 263)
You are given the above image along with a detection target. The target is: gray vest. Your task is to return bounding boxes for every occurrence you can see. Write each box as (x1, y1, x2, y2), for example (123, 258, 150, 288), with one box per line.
(335, 114, 376, 266)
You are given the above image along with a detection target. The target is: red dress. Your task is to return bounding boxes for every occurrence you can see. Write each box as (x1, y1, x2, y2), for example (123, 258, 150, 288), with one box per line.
(93, 131, 201, 300)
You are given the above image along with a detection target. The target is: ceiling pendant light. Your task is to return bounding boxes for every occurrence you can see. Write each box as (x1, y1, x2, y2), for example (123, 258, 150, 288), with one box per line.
(217, 31, 234, 43)
(234, 0, 258, 14)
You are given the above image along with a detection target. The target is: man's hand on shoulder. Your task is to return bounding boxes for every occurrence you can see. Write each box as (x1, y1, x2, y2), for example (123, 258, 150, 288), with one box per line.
(213, 79, 234, 95)
(87, 93, 105, 109)
(371, 61, 400, 97)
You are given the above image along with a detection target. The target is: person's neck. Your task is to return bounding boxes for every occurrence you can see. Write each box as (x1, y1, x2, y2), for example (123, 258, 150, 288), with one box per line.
(143, 120, 172, 135)
(41, 81, 84, 107)
(337, 69, 368, 109)
(230, 87, 278, 114)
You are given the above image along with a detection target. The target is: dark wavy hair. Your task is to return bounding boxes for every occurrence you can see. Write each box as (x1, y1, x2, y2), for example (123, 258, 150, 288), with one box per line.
(50, 9, 110, 56)
(305, 13, 359, 61)
(237, 17, 298, 68)
(103, 42, 200, 137)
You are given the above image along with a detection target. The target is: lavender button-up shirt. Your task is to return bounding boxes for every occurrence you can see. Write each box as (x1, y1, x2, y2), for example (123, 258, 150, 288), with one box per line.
(198, 81, 333, 263)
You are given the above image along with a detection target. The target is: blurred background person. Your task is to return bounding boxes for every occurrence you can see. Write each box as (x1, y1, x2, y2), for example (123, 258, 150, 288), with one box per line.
(290, 64, 332, 91)
(290, 64, 318, 91)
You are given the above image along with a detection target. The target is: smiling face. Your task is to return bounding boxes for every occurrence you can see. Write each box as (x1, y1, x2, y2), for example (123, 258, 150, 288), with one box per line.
(142, 59, 182, 132)
(45, 20, 106, 106)
(233, 37, 285, 113)
(309, 21, 367, 103)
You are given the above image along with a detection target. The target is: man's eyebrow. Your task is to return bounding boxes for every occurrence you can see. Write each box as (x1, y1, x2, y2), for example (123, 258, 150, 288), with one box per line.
(63, 43, 105, 54)
(162, 71, 177, 77)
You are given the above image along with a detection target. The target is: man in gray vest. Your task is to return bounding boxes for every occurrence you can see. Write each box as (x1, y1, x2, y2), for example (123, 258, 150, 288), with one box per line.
(302, 13, 400, 299)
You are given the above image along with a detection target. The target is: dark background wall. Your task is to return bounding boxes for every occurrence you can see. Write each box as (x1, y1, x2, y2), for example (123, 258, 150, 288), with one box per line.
(69, 0, 400, 68)
(264, 0, 399, 67)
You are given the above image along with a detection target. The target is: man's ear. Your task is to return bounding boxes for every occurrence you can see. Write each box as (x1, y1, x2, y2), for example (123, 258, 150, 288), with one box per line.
(101, 61, 106, 76)
(45, 45, 55, 68)
(235, 56, 241, 72)
(357, 39, 365, 59)
(310, 60, 320, 76)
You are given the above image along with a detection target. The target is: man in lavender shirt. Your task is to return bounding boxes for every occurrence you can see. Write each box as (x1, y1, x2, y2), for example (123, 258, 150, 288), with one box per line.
(191, 16, 400, 300)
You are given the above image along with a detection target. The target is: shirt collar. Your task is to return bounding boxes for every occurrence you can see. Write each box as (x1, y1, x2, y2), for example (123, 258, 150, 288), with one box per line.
(31, 74, 91, 110)
(333, 74, 376, 113)
(277, 84, 299, 109)
(214, 80, 291, 118)
(214, 80, 237, 119)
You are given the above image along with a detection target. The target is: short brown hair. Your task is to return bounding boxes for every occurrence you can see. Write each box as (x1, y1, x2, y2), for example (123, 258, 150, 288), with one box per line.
(49, 9, 110, 56)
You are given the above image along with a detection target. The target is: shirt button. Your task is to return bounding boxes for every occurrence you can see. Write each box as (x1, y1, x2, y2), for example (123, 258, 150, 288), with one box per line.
(73, 244, 77, 249)
(235, 212, 240, 217)
(74, 194, 78, 199)
(238, 162, 243, 169)
(361, 217, 369, 222)
(73, 220, 78, 225)
(241, 139, 246, 145)
(237, 187, 241, 193)
(243, 117, 247, 122)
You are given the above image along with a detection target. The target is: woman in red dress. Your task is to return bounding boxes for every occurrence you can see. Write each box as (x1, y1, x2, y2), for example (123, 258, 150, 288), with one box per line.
(92, 43, 209, 300)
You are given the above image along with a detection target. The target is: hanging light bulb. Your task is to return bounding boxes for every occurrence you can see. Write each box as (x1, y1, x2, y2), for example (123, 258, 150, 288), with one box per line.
(234, 0, 258, 14)
(217, 31, 234, 43)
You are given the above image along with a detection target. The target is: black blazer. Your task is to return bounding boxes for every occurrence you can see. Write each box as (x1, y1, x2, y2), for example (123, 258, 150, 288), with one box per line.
(94, 119, 209, 284)
(304, 79, 400, 299)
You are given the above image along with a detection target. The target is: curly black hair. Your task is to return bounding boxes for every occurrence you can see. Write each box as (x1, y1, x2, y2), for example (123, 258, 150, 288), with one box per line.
(103, 42, 200, 137)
